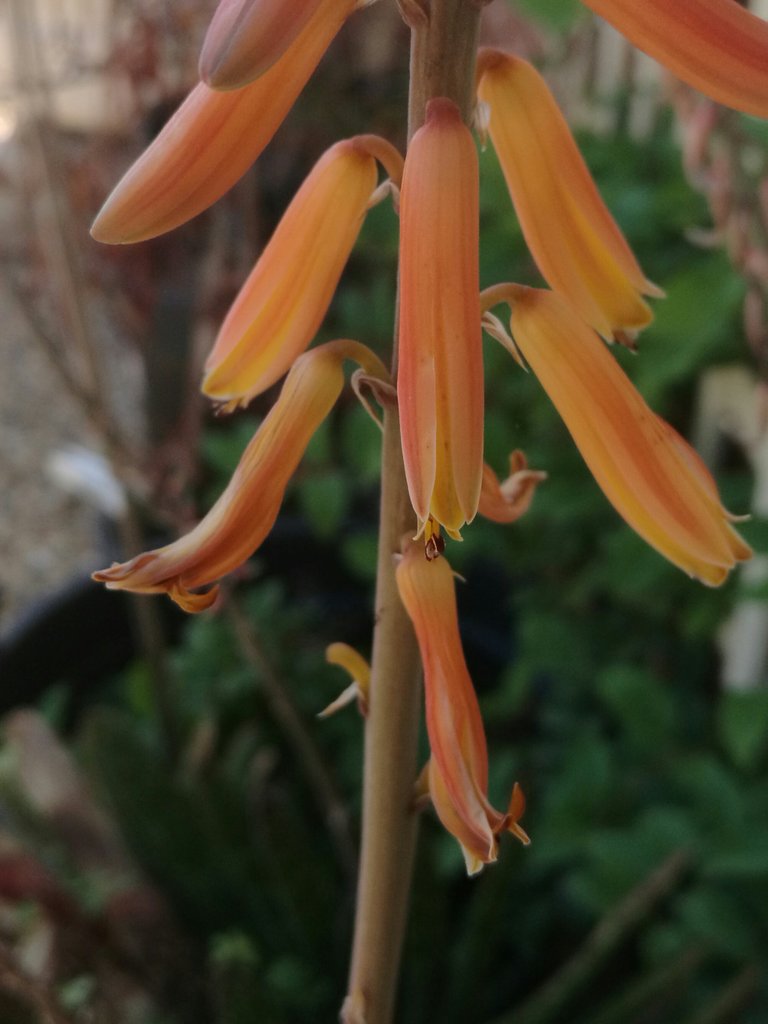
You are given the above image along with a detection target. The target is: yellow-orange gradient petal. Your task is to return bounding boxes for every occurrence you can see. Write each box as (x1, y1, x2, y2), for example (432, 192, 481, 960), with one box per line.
(398, 97, 484, 537)
(505, 286, 751, 584)
(200, 0, 336, 89)
(203, 135, 402, 408)
(91, 0, 355, 244)
(582, 0, 768, 118)
(477, 50, 661, 341)
(396, 542, 529, 874)
(93, 340, 388, 611)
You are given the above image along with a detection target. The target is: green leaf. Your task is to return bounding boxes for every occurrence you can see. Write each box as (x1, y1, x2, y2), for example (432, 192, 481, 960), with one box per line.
(202, 418, 259, 480)
(296, 470, 349, 539)
(340, 530, 378, 582)
(512, 0, 584, 30)
(596, 665, 675, 749)
(717, 689, 768, 772)
(738, 515, 768, 555)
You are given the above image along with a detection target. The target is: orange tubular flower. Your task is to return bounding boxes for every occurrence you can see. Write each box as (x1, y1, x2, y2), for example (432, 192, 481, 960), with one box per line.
(93, 341, 389, 612)
(494, 286, 751, 585)
(398, 98, 484, 539)
(581, 0, 768, 119)
(201, 0, 332, 90)
(203, 134, 403, 410)
(396, 542, 529, 875)
(477, 50, 661, 342)
(90, 0, 356, 244)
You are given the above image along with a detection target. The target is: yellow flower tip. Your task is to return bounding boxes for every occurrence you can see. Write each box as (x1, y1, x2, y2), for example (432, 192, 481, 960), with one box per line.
(396, 543, 529, 872)
(90, 1, 352, 245)
(398, 96, 484, 537)
(478, 450, 547, 525)
(92, 557, 221, 613)
(582, 0, 768, 119)
(93, 342, 372, 611)
(201, 139, 383, 406)
(508, 288, 752, 585)
(476, 50, 657, 340)
(321, 642, 371, 717)
(200, 0, 342, 91)
(168, 581, 221, 613)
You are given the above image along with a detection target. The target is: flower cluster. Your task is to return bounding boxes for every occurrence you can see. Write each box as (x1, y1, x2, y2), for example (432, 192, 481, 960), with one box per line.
(92, 0, 766, 871)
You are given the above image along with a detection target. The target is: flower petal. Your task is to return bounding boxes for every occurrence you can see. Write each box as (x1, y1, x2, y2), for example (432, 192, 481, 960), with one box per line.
(478, 450, 547, 524)
(506, 286, 751, 584)
(582, 0, 768, 118)
(398, 97, 484, 535)
(477, 50, 659, 340)
(202, 136, 397, 407)
(93, 340, 388, 610)
(396, 542, 528, 873)
(91, 0, 354, 244)
(200, 0, 341, 89)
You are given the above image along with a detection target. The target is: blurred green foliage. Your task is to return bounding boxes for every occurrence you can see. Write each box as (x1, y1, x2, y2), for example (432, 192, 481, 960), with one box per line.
(32, 103, 768, 1024)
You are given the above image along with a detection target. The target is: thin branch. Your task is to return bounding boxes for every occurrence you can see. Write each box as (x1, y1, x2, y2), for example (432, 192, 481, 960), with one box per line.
(490, 850, 693, 1024)
(682, 965, 761, 1024)
(227, 597, 358, 883)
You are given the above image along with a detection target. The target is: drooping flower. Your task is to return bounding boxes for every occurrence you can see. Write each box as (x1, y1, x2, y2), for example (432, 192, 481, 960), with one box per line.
(200, 0, 342, 90)
(398, 97, 484, 539)
(485, 285, 751, 585)
(396, 541, 529, 875)
(90, 0, 355, 244)
(476, 49, 661, 342)
(581, 0, 768, 119)
(203, 134, 403, 410)
(93, 341, 389, 611)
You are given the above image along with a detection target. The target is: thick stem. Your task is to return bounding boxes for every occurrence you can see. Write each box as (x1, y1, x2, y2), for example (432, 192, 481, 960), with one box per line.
(341, 404, 422, 1024)
(342, 3, 480, 1022)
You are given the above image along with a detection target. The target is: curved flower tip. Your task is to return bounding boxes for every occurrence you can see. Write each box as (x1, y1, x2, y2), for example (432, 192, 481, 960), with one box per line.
(93, 340, 382, 611)
(582, 0, 768, 119)
(396, 542, 529, 874)
(320, 642, 371, 717)
(202, 135, 400, 408)
(506, 286, 752, 585)
(90, 0, 352, 244)
(478, 450, 547, 524)
(476, 49, 661, 341)
(200, 0, 352, 90)
(398, 97, 484, 538)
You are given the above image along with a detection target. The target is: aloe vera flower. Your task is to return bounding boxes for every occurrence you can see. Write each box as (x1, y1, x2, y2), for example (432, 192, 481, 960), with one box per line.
(203, 134, 403, 410)
(93, 341, 389, 611)
(477, 49, 662, 342)
(483, 286, 752, 585)
(581, 0, 768, 118)
(396, 541, 529, 875)
(90, 0, 357, 243)
(398, 97, 484, 540)
(200, 0, 345, 89)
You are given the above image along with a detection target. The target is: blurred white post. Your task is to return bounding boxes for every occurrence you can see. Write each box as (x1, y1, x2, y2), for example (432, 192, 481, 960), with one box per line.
(695, 366, 768, 690)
